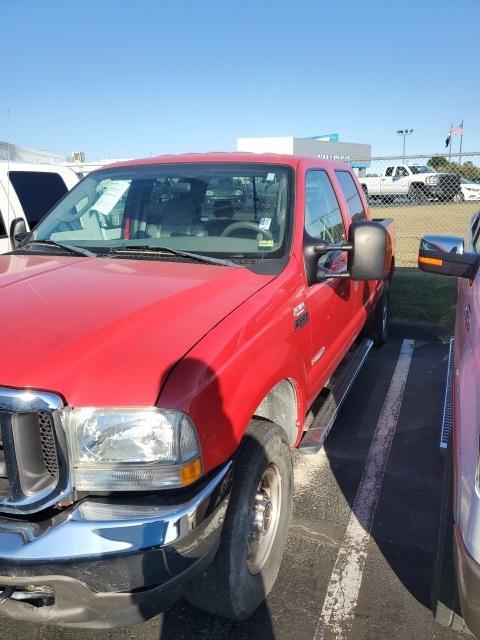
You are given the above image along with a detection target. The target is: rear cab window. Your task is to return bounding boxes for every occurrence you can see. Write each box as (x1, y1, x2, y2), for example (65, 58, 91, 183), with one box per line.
(334, 170, 367, 222)
(9, 171, 68, 229)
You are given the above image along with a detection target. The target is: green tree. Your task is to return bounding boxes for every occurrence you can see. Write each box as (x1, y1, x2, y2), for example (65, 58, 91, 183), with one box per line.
(427, 155, 448, 170)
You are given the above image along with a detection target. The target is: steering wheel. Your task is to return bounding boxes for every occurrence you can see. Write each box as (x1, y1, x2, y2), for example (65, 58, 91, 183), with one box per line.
(220, 221, 273, 241)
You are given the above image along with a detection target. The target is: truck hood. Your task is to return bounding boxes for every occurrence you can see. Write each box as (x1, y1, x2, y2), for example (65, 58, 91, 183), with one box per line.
(0, 254, 273, 406)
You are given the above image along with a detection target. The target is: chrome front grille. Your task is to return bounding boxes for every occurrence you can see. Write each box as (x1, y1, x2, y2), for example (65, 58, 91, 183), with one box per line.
(0, 436, 9, 498)
(38, 412, 59, 477)
(0, 388, 71, 514)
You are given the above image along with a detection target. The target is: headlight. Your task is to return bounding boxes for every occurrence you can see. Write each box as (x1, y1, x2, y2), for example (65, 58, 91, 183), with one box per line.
(425, 175, 439, 185)
(64, 408, 202, 491)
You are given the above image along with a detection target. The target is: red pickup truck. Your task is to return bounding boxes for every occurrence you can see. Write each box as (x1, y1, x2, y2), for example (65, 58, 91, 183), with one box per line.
(0, 153, 394, 628)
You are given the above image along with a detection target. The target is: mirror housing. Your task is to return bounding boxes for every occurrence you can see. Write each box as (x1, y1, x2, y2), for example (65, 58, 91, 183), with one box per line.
(418, 235, 479, 279)
(304, 221, 391, 284)
(347, 221, 390, 281)
(9, 218, 28, 248)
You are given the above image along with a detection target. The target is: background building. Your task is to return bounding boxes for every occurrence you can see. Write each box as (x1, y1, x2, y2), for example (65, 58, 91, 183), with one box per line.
(237, 135, 371, 170)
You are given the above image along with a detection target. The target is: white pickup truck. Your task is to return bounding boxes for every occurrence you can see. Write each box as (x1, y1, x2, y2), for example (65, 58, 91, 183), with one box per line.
(0, 162, 78, 253)
(359, 164, 461, 204)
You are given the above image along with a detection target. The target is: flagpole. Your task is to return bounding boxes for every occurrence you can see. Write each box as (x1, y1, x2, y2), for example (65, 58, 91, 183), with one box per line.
(449, 122, 453, 161)
(459, 120, 463, 165)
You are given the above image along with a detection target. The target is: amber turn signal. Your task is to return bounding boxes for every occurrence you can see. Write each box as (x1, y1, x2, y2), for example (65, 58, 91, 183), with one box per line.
(418, 256, 443, 267)
(180, 458, 203, 486)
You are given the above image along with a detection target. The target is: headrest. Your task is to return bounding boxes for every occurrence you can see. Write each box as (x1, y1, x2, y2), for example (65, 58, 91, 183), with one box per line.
(213, 199, 234, 219)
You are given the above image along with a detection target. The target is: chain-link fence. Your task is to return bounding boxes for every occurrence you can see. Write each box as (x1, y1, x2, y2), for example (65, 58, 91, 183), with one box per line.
(352, 151, 480, 266)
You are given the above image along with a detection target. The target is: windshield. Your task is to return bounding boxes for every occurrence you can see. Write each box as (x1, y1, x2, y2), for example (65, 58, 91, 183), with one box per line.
(31, 163, 292, 262)
(409, 165, 434, 174)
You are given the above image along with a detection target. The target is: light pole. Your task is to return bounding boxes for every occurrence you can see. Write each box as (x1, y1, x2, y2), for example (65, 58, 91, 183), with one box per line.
(397, 129, 413, 163)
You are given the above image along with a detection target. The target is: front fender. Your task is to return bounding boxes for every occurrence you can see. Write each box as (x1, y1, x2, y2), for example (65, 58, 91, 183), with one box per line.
(158, 263, 309, 472)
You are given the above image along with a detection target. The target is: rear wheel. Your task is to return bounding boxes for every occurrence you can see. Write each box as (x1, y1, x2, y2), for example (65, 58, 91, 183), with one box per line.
(365, 281, 390, 346)
(184, 419, 293, 620)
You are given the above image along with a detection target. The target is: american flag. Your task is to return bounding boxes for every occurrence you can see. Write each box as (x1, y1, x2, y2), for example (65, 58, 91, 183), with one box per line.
(450, 122, 464, 136)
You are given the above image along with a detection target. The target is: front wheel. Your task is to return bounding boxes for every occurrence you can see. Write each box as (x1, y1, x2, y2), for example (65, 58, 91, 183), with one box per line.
(408, 184, 429, 204)
(184, 419, 293, 620)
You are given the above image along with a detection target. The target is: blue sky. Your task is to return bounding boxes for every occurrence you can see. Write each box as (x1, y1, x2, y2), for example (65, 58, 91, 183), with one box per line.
(1, 0, 478, 160)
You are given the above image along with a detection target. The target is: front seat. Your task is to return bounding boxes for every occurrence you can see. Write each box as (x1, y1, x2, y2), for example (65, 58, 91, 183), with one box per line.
(146, 196, 206, 238)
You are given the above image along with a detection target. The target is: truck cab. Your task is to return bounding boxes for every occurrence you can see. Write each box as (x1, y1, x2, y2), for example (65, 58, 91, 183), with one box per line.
(0, 153, 394, 628)
(0, 162, 78, 252)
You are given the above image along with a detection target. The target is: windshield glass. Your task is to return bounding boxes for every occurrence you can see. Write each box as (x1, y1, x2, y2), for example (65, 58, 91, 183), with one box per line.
(409, 165, 434, 174)
(31, 163, 292, 260)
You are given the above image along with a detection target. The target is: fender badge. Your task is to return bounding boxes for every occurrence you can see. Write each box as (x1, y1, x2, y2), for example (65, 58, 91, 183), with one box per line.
(311, 346, 326, 366)
(293, 302, 306, 318)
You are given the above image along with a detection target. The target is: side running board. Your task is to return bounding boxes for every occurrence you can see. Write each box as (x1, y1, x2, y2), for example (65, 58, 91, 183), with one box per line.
(298, 339, 373, 455)
(440, 337, 455, 454)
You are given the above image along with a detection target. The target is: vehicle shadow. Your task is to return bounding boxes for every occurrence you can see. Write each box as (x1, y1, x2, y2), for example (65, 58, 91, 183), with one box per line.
(151, 336, 450, 638)
(142, 358, 277, 640)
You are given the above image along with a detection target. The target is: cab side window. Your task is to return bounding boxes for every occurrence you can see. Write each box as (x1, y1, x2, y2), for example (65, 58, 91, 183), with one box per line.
(9, 171, 68, 229)
(334, 170, 367, 222)
(395, 166, 409, 178)
(305, 170, 345, 245)
(385, 167, 394, 177)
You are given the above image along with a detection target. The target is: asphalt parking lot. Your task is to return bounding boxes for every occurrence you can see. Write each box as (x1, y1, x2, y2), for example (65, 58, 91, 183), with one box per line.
(0, 326, 467, 640)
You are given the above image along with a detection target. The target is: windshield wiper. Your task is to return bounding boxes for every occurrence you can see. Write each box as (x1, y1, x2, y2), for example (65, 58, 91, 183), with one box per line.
(24, 240, 97, 258)
(107, 245, 241, 267)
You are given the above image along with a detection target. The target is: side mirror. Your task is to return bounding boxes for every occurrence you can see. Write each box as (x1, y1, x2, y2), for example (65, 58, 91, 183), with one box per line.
(304, 221, 391, 284)
(347, 221, 391, 281)
(418, 235, 479, 279)
(9, 217, 28, 248)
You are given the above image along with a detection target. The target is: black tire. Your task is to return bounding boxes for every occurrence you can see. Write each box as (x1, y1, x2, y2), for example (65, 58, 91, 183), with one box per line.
(184, 419, 293, 620)
(365, 281, 390, 346)
(432, 440, 471, 634)
(408, 184, 429, 204)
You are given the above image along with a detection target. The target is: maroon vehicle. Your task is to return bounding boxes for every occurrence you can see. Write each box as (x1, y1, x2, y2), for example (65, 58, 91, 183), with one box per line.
(419, 214, 480, 636)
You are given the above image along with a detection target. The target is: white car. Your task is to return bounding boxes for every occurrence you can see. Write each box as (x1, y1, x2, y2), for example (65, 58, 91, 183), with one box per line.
(0, 162, 78, 252)
(455, 178, 480, 202)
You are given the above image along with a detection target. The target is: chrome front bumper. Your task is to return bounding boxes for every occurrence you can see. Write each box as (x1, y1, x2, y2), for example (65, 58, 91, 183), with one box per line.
(0, 462, 232, 628)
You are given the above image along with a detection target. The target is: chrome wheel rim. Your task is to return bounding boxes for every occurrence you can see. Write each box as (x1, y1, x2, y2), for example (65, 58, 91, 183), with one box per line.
(247, 464, 282, 575)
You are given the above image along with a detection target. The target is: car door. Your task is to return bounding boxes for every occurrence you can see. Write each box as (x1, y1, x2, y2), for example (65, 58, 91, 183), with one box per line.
(303, 169, 359, 404)
(454, 218, 480, 548)
(393, 165, 410, 196)
(380, 166, 395, 195)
